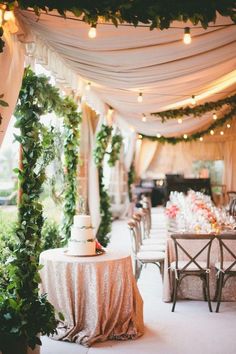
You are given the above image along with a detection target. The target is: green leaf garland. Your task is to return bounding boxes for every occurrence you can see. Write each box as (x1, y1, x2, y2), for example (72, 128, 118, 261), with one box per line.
(0, 67, 80, 349)
(94, 124, 122, 247)
(141, 105, 236, 144)
(151, 94, 236, 121)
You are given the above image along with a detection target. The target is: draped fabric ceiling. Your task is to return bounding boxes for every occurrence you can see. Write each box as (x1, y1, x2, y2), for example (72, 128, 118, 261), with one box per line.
(11, 9, 236, 139)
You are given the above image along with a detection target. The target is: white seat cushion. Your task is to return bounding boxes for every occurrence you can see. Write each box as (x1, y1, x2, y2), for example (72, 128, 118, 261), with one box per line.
(170, 260, 207, 271)
(140, 244, 166, 252)
(137, 251, 165, 262)
(215, 261, 236, 272)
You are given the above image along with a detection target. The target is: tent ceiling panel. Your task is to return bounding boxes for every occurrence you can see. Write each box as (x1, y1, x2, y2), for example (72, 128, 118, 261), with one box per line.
(16, 10, 236, 136)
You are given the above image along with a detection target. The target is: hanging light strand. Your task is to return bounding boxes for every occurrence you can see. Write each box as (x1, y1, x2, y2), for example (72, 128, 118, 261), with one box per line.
(183, 27, 191, 44)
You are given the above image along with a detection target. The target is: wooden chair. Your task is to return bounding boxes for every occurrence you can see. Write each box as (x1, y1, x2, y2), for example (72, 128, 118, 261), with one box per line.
(215, 232, 236, 312)
(227, 191, 236, 205)
(229, 198, 236, 217)
(170, 233, 215, 312)
(127, 220, 165, 280)
(132, 213, 166, 249)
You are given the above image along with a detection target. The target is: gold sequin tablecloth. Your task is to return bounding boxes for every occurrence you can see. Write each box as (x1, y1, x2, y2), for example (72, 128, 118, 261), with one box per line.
(39, 248, 144, 347)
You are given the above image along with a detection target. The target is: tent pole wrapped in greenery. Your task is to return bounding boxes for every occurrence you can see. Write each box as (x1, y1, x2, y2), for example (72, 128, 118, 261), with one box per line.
(94, 124, 122, 247)
(0, 67, 81, 353)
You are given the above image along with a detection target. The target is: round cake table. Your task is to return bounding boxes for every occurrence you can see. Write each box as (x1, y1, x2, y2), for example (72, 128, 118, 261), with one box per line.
(39, 248, 144, 347)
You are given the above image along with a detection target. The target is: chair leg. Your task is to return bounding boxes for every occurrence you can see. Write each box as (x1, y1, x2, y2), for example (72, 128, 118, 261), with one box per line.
(214, 273, 220, 301)
(171, 273, 179, 312)
(202, 277, 207, 301)
(159, 260, 164, 282)
(216, 273, 224, 313)
(205, 273, 212, 312)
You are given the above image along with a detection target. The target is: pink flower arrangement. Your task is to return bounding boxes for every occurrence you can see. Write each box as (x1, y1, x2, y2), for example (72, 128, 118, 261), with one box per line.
(166, 204, 179, 219)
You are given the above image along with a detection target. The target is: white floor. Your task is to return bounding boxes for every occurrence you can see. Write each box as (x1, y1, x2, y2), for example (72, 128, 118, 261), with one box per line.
(41, 210, 236, 354)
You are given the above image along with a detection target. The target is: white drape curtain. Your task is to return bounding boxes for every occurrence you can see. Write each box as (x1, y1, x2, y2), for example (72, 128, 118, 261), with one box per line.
(108, 131, 137, 218)
(223, 141, 236, 192)
(0, 29, 25, 146)
(80, 102, 101, 233)
(134, 139, 158, 178)
(15, 10, 236, 138)
(136, 130, 236, 192)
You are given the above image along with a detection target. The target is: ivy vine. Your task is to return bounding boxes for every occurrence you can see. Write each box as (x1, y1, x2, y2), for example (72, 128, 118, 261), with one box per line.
(128, 162, 136, 202)
(0, 67, 80, 349)
(61, 97, 81, 244)
(1, 1, 235, 53)
(94, 124, 122, 247)
(0, 93, 8, 125)
(151, 94, 236, 121)
(141, 103, 236, 144)
(2, 67, 61, 349)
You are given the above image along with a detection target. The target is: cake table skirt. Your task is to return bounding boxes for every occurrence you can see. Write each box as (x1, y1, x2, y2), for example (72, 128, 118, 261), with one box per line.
(39, 248, 144, 347)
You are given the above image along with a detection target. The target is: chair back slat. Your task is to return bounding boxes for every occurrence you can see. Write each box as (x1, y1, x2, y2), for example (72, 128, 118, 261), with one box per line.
(171, 233, 215, 271)
(217, 233, 236, 272)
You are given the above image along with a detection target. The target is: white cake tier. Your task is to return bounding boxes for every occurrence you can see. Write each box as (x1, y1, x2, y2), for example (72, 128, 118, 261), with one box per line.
(71, 226, 94, 241)
(67, 239, 96, 256)
(73, 214, 92, 228)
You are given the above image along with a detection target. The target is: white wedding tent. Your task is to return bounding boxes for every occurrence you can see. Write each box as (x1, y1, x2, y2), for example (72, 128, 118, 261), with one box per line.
(1, 5, 236, 354)
(0, 8, 236, 229)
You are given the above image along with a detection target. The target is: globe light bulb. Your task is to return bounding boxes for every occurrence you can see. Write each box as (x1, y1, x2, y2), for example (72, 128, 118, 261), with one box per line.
(227, 123, 231, 128)
(183, 27, 191, 45)
(3, 10, 14, 22)
(191, 95, 196, 105)
(220, 131, 224, 136)
(199, 137, 203, 142)
(210, 130, 214, 135)
(88, 25, 97, 39)
(213, 112, 217, 120)
(137, 92, 143, 103)
(85, 82, 91, 91)
(177, 118, 182, 124)
(156, 133, 161, 138)
(183, 134, 188, 139)
(142, 114, 147, 122)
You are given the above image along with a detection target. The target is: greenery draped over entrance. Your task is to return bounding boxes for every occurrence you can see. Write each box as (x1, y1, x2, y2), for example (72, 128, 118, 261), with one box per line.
(0, 67, 81, 351)
(94, 124, 122, 247)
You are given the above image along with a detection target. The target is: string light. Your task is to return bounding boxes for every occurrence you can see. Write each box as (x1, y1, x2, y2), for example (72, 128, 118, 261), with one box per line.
(227, 123, 231, 128)
(137, 92, 143, 103)
(177, 118, 182, 124)
(88, 24, 97, 39)
(3, 10, 14, 22)
(183, 134, 188, 139)
(213, 112, 217, 120)
(85, 82, 91, 91)
(156, 133, 161, 138)
(191, 95, 196, 105)
(107, 106, 114, 116)
(142, 114, 147, 122)
(199, 137, 203, 142)
(220, 131, 224, 135)
(183, 27, 191, 44)
(138, 134, 143, 139)
(210, 130, 214, 135)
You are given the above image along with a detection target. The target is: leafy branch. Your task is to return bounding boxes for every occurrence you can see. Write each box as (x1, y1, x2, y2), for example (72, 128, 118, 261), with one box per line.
(94, 125, 122, 247)
(151, 94, 236, 121)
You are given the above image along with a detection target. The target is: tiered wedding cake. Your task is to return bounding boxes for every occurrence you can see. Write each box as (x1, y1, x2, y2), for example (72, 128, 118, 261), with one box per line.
(67, 215, 96, 256)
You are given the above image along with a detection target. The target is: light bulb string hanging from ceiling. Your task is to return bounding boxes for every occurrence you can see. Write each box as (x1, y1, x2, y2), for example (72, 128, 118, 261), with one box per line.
(151, 93, 236, 121)
(139, 105, 236, 144)
(24, 9, 236, 30)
